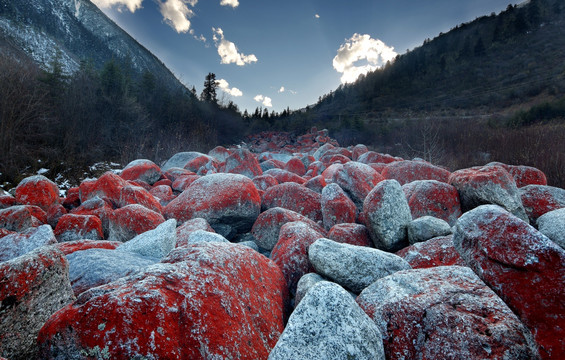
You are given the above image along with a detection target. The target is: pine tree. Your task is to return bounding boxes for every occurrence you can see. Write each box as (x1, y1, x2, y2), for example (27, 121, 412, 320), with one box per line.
(200, 72, 218, 103)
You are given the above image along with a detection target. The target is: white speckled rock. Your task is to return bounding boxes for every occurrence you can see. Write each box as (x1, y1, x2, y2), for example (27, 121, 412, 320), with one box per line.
(362, 179, 412, 252)
(269, 281, 385, 360)
(0, 225, 57, 262)
(308, 238, 411, 293)
(186, 230, 229, 245)
(116, 219, 176, 259)
(294, 273, 325, 307)
(536, 207, 565, 249)
(407, 216, 452, 244)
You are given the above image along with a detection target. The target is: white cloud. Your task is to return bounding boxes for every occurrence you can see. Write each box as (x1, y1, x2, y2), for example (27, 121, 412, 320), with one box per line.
(254, 95, 272, 107)
(220, 0, 239, 8)
(92, 0, 143, 12)
(333, 33, 397, 84)
(315, 14, 320, 19)
(159, 0, 197, 33)
(217, 79, 243, 97)
(213, 27, 258, 66)
(278, 86, 285, 93)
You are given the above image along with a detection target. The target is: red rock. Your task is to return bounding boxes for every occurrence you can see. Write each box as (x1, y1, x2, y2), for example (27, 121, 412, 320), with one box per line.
(304, 175, 327, 193)
(357, 151, 398, 164)
(319, 153, 351, 167)
(252, 174, 279, 191)
(71, 197, 113, 238)
(120, 159, 162, 185)
(0, 195, 16, 209)
(453, 205, 565, 358)
(62, 187, 81, 210)
(0, 225, 57, 262)
(163, 167, 195, 182)
(39, 243, 288, 360)
(80, 171, 129, 207)
(0, 228, 16, 238)
(382, 160, 451, 185)
(0, 205, 44, 232)
(336, 161, 384, 207)
(519, 184, 565, 222)
(357, 266, 540, 360)
(183, 154, 219, 173)
(508, 165, 547, 187)
(222, 149, 263, 178)
(321, 183, 356, 230)
(127, 180, 152, 191)
(175, 217, 215, 247)
(54, 240, 121, 255)
(46, 204, 67, 228)
(171, 174, 200, 192)
(263, 168, 306, 184)
(149, 185, 176, 206)
(351, 144, 369, 161)
(152, 178, 172, 187)
(14, 175, 60, 211)
(260, 158, 286, 170)
(327, 223, 373, 247)
(208, 145, 231, 162)
(304, 161, 325, 178)
(396, 235, 465, 268)
(251, 207, 326, 250)
(271, 221, 325, 295)
(321, 163, 344, 183)
(164, 173, 261, 233)
(1, 246, 74, 360)
(108, 204, 165, 242)
(284, 157, 307, 176)
(118, 185, 162, 214)
(54, 214, 104, 242)
(262, 182, 322, 222)
(402, 180, 462, 226)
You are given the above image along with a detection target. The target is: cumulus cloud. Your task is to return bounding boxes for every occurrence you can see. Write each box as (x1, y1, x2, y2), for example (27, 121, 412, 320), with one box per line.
(315, 14, 320, 19)
(159, 0, 197, 33)
(278, 86, 285, 93)
(217, 79, 243, 97)
(213, 27, 258, 66)
(333, 33, 397, 84)
(254, 95, 272, 107)
(220, 0, 239, 8)
(92, 0, 143, 12)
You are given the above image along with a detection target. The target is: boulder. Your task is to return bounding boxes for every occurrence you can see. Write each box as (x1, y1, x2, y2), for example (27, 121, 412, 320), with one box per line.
(108, 204, 165, 243)
(54, 240, 121, 255)
(164, 173, 261, 233)
(171, 174, 200, 192)
(351, 144, 369, 161)
(251, 207, 325, 251)
(327, 223, 373, 247)
(536, 208, 565, 249)
(252, 174, 279, 191)
(66, 248, 157, 296)
(53, 214, 104, 242)
(0, 225, 57, 262)
(1, 246, 74, 360)
(148, 184, 176, 206)
(357, 151, 398, 164)
(402, 180, 462, 226)
(70, 196, 113, 238)
(0, 195, 16, 209)
(14, 175, 60, 211)
(294, 272, 325, 307)
(36, 243, 289, 359)
(335, 161, 384, 208)
(120, 159, 162, 185)
(208, 145, 231, 162)
(161, 151, 207, 171)
(396, 235, 466, 268)
(309, 238, 411, 294)
(262, 183, 322, 222)
(222, 149, 263, 178)
(117, 185, 162, 214)
(321, 183, 357, 230)
(363, 179, 412, 252)
(406, 215, 452, 244)
(184, 229, 229, 245)
(303, 175, 326, 193)
(453, 205, 565, 358)
(116, 219, 176, 259)
(357, 266, 541, 360)
(46, 203, 66, 229)
(449, 165, 528, 221)
(507, 165, 547, 187)
(270, 221, 325, 295)
(284, 156, 307, 176)
(381, 160, 451, 185)
(0, 205, 44, 232)
(269, 281, 385, 360)
(519, 184, 565, 222)
(61, 187, 81, 210)
(175, 217, 215, 247)
(80, 172, 129, 207)
(263, 168, 306, 184)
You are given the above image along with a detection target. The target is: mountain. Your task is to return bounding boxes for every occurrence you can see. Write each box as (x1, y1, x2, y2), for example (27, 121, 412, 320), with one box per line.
(0, 0, 182, 89)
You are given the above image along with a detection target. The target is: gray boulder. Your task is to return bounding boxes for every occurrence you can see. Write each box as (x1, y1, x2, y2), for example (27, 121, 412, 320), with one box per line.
(186, 230, 229, 245)
(0, 224, 57, 262)
(117, 219, 176, 259)
(161, 151, 207, 171)
(308, 238, 411, 293)
(268, 281, 385, 360)
(537, 208, 565, 249)
(294, 272, 325, 307)
(407, 216, 452, 244)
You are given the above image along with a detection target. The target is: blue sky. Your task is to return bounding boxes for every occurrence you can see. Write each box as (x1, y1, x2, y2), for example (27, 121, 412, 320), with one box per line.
(93, 0, 519, 113)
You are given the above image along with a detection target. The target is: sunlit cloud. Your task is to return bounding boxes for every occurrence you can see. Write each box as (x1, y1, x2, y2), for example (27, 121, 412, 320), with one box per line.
(159, 0, 197, 33)
(217, 79, 243, 97)
(333, 33, 397, 84)
(220, 0, 239, 8)
(278, 86, 285, 93)
(92, 0, 143, 12)
(213, 27, 258, 66)
(254, 95, 272, 107)
(314, 14, 320, 19)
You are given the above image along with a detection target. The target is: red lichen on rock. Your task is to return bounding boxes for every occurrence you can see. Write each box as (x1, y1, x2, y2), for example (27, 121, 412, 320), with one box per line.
(382, 160, 451, 185)
(108, 204, 165, 242)
(54, 240, 122, 255)
(327, 223, 373, 247)
(403, 180, 462, 226)
(262, 182, 322, 222)
(396, 235, 465, 268)
(321, 184, 357, 230)
(14, 175, 60, 211)
(520, 184, 565, 222)
(54, 214, 104, 242)
(118, 185, 162, 214)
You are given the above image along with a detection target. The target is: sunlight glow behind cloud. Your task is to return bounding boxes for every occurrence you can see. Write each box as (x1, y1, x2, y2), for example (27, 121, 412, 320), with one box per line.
(213, 28, 258, 66)
(220, 0, 239, 8)
(254, 95, 272, 107)
(159, 0, 197, 33)
(218, 79, 243, 97)
(333, 33, 397, 84)
(92, 0, 143, 13)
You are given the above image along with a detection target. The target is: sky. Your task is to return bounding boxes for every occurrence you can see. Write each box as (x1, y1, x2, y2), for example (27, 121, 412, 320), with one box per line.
(92, 0, 520, 113)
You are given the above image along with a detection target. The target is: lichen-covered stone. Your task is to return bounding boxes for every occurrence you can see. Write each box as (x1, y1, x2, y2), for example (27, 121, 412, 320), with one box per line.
(321, 183, 357, 230)
(116, 219, 176, 259)
(0, 225, 57, 262)
(108, 204, 165, 243)
(53, 214, 104, 242)
(262, 182, 322, 222)
(537, 208, 565, 249)
(402, 180, 462, 226)
(407, 215, 452, 244)
(14, 175, 60, 211)
(396, 235, 466, 268)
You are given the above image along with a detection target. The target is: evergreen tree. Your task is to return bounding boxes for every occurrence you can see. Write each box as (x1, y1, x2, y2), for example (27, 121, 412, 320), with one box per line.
(200, 72, 218, 103)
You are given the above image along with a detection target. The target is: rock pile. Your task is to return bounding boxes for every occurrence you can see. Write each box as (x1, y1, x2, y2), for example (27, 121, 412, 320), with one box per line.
(1, 129, 564, 359)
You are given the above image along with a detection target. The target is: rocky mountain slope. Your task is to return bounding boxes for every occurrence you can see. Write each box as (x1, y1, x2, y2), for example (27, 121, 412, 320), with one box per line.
(1, 128, 564, 359)
(0, 0, 182, 87)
